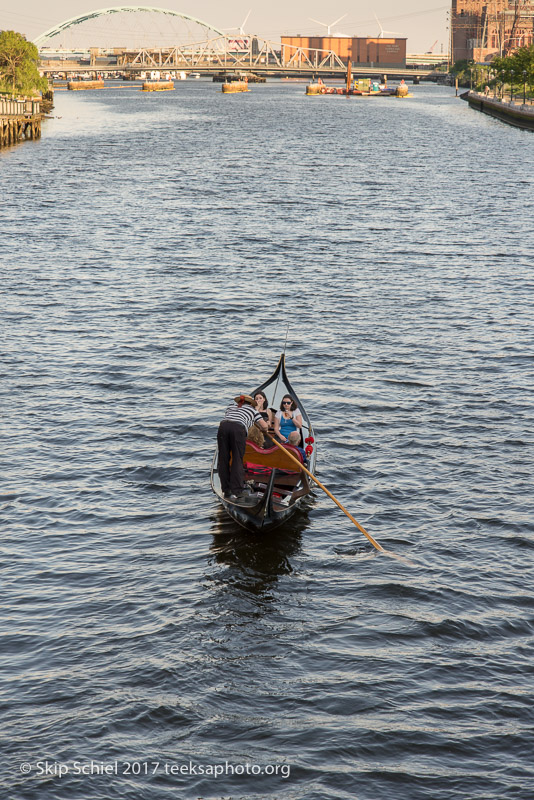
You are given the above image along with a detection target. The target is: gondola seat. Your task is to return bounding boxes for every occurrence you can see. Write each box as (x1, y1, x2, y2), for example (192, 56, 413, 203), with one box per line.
(244, 441, 304, 474)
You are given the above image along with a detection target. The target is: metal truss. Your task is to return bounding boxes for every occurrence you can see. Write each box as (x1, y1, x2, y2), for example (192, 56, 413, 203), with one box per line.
(120, 35, 347, 72)
(281, 45, 346, 71)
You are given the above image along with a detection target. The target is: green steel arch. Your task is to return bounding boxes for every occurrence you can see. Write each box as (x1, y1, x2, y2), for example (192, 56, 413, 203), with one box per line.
(34, 6, 225, 47)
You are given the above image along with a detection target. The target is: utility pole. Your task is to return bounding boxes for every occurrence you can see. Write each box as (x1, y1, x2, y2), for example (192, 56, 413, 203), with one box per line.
(448, 9, 452, 70)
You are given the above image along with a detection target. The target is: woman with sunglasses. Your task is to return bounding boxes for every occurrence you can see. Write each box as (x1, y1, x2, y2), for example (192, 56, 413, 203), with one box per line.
(274, 395, 303, 444)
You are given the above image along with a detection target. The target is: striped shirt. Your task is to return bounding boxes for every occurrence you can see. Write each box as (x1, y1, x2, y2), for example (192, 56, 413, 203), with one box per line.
(223, 402, 262, 431)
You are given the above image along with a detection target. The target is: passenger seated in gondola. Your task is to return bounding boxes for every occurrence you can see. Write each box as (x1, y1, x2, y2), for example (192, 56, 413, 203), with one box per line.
(287, 430, 308, 464)
(253, 390, 277, 448)
(254, 391, 274, 428)
(274, 394, 303, 444)
(247, 424, 264, 448)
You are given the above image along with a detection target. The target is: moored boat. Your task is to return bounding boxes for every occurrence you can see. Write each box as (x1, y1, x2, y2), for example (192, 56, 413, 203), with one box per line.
(305, 75, 409, 97)
(211, 355, 316, 532)
(214, 71, 265, 83)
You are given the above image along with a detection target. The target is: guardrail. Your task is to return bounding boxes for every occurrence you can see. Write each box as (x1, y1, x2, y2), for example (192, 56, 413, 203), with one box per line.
(1, 96, 42, 149)
(0, 96, 41, 117)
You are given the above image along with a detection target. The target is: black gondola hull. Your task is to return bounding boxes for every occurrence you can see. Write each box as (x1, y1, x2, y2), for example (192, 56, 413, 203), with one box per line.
(211, 354, 316, 533)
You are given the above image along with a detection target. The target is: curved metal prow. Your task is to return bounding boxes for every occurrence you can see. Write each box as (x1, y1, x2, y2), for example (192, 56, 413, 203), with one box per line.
(282, 323, 289, 358)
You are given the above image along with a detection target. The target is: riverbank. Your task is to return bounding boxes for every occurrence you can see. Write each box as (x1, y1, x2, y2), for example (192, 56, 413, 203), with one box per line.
(462, 89, 534, 130)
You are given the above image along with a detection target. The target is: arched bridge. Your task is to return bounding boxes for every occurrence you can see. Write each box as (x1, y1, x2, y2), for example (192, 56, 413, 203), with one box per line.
(36, 7, 438, 79)
(34, 6, 225, 46)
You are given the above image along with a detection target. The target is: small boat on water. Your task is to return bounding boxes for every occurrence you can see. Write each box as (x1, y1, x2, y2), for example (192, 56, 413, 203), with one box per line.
(306, 74, 409, 97)
(211, 355, 316, 532)
(213, 71, 265, 83)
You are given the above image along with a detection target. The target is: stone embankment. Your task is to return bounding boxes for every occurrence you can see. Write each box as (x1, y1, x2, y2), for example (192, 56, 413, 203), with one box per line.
(462, 90, 534, 131)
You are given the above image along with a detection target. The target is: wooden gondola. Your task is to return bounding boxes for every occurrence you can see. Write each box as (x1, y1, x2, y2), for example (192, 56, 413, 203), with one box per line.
(211, 354, 317, 532)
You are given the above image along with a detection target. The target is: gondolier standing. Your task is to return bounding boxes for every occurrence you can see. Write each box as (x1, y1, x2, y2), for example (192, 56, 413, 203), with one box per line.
(218, 394, 269, 500)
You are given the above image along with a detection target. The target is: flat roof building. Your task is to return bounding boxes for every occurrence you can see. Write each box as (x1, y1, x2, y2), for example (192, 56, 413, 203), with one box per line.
(281, 36, 407, 69)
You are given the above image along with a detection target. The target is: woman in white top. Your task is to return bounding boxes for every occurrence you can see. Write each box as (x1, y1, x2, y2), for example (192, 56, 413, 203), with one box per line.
(274, 394, 303, 444)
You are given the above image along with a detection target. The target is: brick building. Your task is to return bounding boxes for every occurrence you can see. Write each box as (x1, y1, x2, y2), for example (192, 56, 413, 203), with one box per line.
(452, 0, 534, 62)
(281, 36, 407, 69)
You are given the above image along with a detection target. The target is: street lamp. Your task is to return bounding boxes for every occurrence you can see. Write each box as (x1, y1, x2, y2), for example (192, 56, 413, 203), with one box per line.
(510, 69, 514, 102)
(523, 70, 527, 104)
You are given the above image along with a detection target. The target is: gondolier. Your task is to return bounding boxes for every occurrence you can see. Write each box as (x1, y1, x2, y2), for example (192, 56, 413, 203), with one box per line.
(217, 394, 269, 501)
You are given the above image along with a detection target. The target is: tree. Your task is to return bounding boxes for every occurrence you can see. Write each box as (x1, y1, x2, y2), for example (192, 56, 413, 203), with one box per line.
(0, 30, 47, 96)
(493, 46, 534, 85)
(508, 45, 534, 84)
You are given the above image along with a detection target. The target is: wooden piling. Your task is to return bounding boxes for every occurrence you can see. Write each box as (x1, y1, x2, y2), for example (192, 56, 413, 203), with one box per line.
(141, 81, 175, 91)
(68, 80, 105, 90)
(0, 116, 42, 148)
(0, 96, 42, 150)
(221, 80, 250, 93)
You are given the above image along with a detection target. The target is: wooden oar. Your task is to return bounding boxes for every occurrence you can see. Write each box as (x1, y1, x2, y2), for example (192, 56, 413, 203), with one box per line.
(267, 435, 386, 553)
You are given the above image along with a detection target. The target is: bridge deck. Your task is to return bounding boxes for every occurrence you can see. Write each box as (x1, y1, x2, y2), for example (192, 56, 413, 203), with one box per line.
(41, 61, 437, 79)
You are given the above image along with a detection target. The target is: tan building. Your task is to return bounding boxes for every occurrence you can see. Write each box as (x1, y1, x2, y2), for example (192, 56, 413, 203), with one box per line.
(452, 0, 534, 62)
(281, 36, 407, 69)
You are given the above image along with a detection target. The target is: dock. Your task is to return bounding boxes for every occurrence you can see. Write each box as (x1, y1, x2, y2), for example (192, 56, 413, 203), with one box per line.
(0, 97, 42, 150)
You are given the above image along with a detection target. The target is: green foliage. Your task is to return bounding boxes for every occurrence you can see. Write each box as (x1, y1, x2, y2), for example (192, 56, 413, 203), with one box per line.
(491, 45, 534, 85)
(450, 59, 472, 76)
(0, 30, 48, 95)
(450, 59, 477, 86)
(451, 48, 534, 94)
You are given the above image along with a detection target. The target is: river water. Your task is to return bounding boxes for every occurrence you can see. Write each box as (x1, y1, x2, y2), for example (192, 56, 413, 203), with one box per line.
(1, 80, 533, 800)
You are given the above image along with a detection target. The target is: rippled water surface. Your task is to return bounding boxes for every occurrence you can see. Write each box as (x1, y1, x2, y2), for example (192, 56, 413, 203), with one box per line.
(1, 80, 533, 799)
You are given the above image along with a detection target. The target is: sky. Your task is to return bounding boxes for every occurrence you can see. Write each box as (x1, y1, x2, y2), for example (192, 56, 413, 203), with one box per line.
(0, 1, 450, 53)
